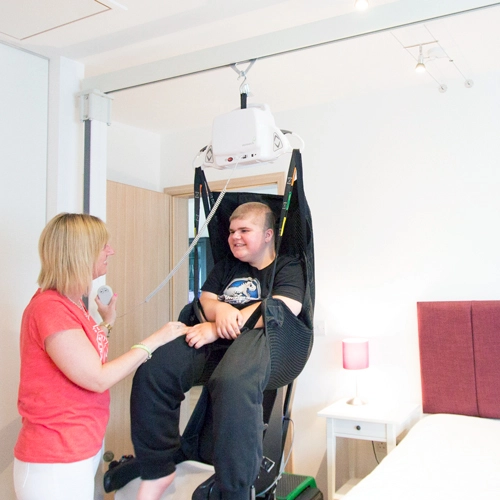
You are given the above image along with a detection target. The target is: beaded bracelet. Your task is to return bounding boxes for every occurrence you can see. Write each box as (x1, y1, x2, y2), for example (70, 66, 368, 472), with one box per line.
(131, 343, 152, 361)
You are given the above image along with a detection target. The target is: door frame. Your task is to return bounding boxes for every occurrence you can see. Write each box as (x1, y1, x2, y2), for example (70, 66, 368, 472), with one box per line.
(164, 172, 286, 198)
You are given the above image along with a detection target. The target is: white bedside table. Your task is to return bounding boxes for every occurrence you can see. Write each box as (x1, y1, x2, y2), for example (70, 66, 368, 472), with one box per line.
(318, 399, 421, 500)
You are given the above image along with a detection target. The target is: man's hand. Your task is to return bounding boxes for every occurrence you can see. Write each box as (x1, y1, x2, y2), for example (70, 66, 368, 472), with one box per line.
(186, 323, 218, 349)
(214, 302, 244, 339)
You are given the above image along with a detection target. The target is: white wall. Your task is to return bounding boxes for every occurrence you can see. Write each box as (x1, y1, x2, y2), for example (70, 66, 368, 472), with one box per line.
(0, 42, 49, 499)
(108, 122, 162, 191)
(158, 72, 500, 494)
(47, 56, 85, 218)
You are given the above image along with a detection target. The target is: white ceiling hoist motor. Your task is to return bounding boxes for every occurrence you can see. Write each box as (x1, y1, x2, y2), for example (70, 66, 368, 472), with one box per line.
(202, 103, 292, 170)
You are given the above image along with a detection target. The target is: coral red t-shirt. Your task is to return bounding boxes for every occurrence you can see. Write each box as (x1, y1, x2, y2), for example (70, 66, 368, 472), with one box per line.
(14, 289, 110, 463)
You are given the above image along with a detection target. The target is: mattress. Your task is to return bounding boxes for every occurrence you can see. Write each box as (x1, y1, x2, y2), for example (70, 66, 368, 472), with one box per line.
(342, 413, 500, 500)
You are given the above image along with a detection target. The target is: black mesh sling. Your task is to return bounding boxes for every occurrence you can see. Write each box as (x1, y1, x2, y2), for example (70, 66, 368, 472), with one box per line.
(180, 148, 315, 498)
(192, 149, 314, 389)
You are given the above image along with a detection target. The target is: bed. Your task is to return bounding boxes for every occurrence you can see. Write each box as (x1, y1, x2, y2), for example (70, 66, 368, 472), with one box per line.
(342, 300, 500, 500)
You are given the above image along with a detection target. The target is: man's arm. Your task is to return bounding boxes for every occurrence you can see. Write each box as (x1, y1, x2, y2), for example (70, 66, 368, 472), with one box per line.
(200, 291, 302, 339)
(273, 295, 302, 316)
(238, 295, 301, 328)
(200, 291, 244, 339)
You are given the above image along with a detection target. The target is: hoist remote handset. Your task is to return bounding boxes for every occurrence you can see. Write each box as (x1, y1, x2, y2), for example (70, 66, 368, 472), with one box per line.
(97, 285, 113, 305)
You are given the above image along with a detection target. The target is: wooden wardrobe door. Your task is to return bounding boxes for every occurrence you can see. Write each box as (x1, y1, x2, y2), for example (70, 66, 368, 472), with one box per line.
(104, 180, 172, 462)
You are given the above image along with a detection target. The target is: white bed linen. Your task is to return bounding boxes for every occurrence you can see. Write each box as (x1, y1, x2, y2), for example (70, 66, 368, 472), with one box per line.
(343, 413, 500, 500)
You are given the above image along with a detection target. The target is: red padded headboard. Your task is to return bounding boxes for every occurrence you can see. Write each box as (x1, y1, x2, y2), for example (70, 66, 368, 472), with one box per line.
(418, 301, 500, 419)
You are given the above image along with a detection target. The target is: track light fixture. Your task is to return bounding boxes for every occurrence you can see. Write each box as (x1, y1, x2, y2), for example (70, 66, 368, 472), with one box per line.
(355, 0, 369, 11)
(415, 45, 426, 73)
(394, 25, 474, 93)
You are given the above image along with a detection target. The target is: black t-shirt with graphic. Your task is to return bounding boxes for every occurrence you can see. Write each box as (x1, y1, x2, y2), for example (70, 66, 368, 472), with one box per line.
(201, 255, 305, 310)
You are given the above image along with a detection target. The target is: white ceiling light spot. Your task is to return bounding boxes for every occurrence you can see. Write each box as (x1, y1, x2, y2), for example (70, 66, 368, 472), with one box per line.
(355, 0, 369, 11)
(415, 45, 426, 73)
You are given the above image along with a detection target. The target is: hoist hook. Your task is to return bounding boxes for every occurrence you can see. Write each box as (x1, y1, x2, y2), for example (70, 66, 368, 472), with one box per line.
(231, 59, 257, 95)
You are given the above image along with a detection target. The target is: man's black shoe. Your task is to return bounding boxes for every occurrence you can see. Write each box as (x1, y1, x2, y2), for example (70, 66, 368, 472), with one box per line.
(103, 455, 141, 493)
(192, 474, 221, 499)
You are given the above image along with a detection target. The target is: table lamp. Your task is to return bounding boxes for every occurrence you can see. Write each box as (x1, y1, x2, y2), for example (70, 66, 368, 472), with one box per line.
(342, 338, 369, 405)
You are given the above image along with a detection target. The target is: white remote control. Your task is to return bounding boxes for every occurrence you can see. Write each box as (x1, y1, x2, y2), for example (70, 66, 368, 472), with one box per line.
(97, 285, 113, 305)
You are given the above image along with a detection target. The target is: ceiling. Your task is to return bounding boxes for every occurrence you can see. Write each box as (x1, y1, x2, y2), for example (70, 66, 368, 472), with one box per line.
(2, 0, 500, 133)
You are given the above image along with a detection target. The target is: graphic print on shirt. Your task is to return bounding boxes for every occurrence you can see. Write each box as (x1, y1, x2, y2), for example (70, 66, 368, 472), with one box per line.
(219, 277, 261, 305)
(93, 324, 109, 362)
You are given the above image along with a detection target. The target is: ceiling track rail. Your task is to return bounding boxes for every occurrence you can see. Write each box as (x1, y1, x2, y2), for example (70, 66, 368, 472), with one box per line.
(80, 1, 500, 95)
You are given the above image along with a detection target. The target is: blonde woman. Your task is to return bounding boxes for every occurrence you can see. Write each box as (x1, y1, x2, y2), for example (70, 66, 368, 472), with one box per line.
(13, 213, 187, 500)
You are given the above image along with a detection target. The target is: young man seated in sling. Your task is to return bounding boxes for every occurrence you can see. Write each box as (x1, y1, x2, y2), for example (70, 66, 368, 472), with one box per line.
(131, 202, 305, 500)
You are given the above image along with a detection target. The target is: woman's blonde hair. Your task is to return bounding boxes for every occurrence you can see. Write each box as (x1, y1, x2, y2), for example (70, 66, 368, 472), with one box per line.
(38, 213, 109, 297)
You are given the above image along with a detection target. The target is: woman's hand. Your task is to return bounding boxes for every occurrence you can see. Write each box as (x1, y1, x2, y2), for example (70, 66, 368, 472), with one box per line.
(95, 292, 118, 326)
(147, 321, 187, 351)
(185, 322, 218, 349)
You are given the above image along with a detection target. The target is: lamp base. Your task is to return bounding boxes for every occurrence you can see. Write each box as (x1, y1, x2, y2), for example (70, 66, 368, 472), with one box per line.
(346, 396, 367, 406)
